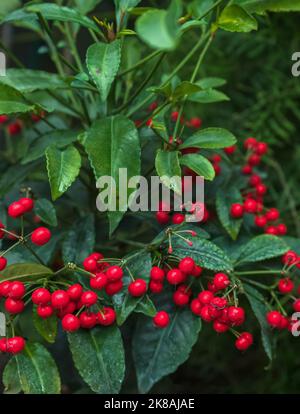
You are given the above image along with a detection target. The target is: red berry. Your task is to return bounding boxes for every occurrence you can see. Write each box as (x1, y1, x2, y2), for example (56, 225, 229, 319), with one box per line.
(256, 184, 267, 196)
(172, 213, 185, 225)
(106, 265, 123, 282)
(235, 332, 253, 351)
(230, 203, 244, 219)
(7, 337, 25, 354)
(97, 307, 116, 326)
(90, 273, 108, 290)
(224, 145, 236, 155)
(150, 266, 165, 282)
(213, 320, 229, 333)
(187, 117, 202, 129)
(0, 338, 8, 352)
(19, 197, 34, 213)
(62, 314, 80, 332)
(51, 290, 70, 309)
(7, 121, 22, 136)
(282, 251, 298, 266)
(213, 273, 230, 291)
(178, 257, 195, 273)
(81, 291, 98, 306)
(8, 281, 25, 299)
(266, 310, 283, 328)
(31, 227, 51, 245)
(67, 284, 83, 301)
(249, 174, 261, 187)
(89, 252, 104, 261)
(128, 279, 147, 297)
(37, 304, 53, 318)
(191, 265, 203, 278)
(200, 305, 213, 322)
(248, 154, 261, 166)
(105, 280, 123, 296)
(265, 208, 280, 222)
(8, 201, 25, 218)
(0, 256, 7, 271)
(198, 290, 214, 305)
(148, 101, 158, 112)
(83, 257, 98, 272)
(0, 222, 5, 239)
(153, 311, 170, 328)
(213, 163, 221, 176)
(190, 298, 202, 315)
(32, 287, 51, 305)
(244, 137, 257, 150)
(212, 154, 222, 163)
(228, 306, 245, 325)
(149, 280, 163, 294)
(0, 281, 11, 296)
(5, 298, 25, 314)
(265, 226, 278, 235)
(242, 165, 252, 175)
(79, 311, 97, 329)
(255, 142, 268, 155)
(277, 223, 287, 235)
(156, 211, 170, 225)
(166, 269, 186, 285)
(278, 278, 294, 294)
(173, 290, 190, 307)
(0, 115, 8, 124)
(255, 215, 267, 228)
(244, 199, 257, 214)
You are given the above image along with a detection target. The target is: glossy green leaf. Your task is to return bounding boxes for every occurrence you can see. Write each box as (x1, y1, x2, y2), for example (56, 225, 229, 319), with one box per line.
(197, 77, 227, 89)
(170, 235, 233, 272)
(26, 3, 99, 32)
(218, 5, 258, 32)
(68, 326, 125, 394)
(188, 0, 214, 19)
(34, 198, 58, 227)
(112, 250, 152, 324)
(1, 263, 53, 282)
(3, 358, 21, 394)
(188, 88, 230, 103)
(74, 0, 103, 14)
(243, 283, 273, 360)
(172, 81, 202, 100)
(234, 0, 300, 13)
(179, 128, 236, 150)
(135, 0, 182, 50)
(135, 295, 157, 317)
(0, 163, 38, 197)
(180, 153, 215, 181)
(133, 290, 201, 393)
(85, 115, 140, 235)
(15, 343, 61, 394)
(62, 213, 95, 265)
(0, 69, 67, 93)
(33, 311, 58, 344)
(22, 130, 78, 164)
(155, 150, 182, 195)
(235, 235, 289, 265)
(0, 84, 36, 114)
(46, 145, 81, 201)
(216, 187, 243, 240)
(86, 40, 122, 101)
(1, 8, 40, 31)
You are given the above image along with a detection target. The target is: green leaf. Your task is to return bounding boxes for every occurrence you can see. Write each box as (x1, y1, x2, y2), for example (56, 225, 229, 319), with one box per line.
(0, 84, 36, 114)
(172, 81, 202, 100)
(0, 163, 38, 197)
(180, 153, 215, 181)
(15, 343, 61, 394)
(0, 69, 67, 93)
(74, 0, 103, 14)
(46, 145, 81, 201)
(243, 283, 273, 360)
(179, 128, 236, 150)
(85, 115, 141, 235)
(135, 295, 157, 317)
(22, 130, 78, 164)
(218, 5, 258, 32)
(155, 150, 182, 195)
(216, 187, 243, 240)
(233, 0, 300, 13)
(135, 0, 182, 50)
(3, 358, 22, 394)
(112, 250, 152, 324)
(188, 0, 214, 19)
(197, 77, 227, 89)
(62, 214, 95, 265)
(188, 88, 230, 103)
(26, 3, 100, 32)
(33, 311, 58, 344)
(1, 263, 53, 282)
(133, 290, 201, 393)
(170, 235, 233, 272)
(86, 40, 122, 102)
(1, 8, 40, 31)
(68, 326, 125, 394)
(34, 199, 57, 227)
(235, 235, 289, 265)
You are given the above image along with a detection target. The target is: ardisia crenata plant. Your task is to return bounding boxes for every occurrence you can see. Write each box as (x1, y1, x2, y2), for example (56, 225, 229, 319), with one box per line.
(0, 0, 300, 395)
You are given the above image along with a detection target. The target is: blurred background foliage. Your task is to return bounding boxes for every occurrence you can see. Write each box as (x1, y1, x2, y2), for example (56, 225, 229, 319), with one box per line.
(1, 0, 300, 394)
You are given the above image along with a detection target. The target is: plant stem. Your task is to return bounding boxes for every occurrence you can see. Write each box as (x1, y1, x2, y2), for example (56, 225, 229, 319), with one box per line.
(235, 270, 282, 276)
(117, 50, 162, 78)
(23, 242, 46, 266)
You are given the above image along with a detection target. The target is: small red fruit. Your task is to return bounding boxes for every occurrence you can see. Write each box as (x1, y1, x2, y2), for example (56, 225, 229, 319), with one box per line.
(190, 299, 202, 315)
(255, 142, 268, 155)
(198, 290, 214, 305)
(81, 291, 98, 307)
(128, 279, 147, 297)
(5, 298, 25, 314)
(172, 213, 185, 225)
(166, 269, 185, 285)
(293, 299, 300, 312)
(266, 310, 283, 328)
(90, 273, 108, 290)
(228, 306, 245, 325)
(8, 202, 24, 218)
(153, 311, 170, 328)
(7, 337, 25, 354)
(277, 224, 287, 236)
(230, 203, 244, 219)
(178, 257, 195, 273)
(173, 290, 190, 307)
(9, 281, 25, 299)
(235, 332, 253, 351)
(213, 273, 230, 290)
(62, 314, 80, 332)
(150, 266, 165, 282)
(31, 227, 51, 245)
(79, 311, 97, 329)
(32, 287, 51, 305)
(244, 199, 257, 214)
(67, 284, 83, 301)
(19, 197, 34, 213)
(244, 137, 257, 150)
(0, 257, 7, 271)
(51, 290, 70, 309)
(213, 320, 229, 333)
(156, 211, 170, 225)
(278, 278, 294, 294)
(106, 265, 123, 282)
(105, 280, 123, 296)
(37, 304, 53, 319)
(97, 307, 116, 326)
(255, 215, 267, 228)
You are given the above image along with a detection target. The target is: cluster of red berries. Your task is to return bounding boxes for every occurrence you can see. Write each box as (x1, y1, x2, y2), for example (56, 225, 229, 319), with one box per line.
(0, 112, 45, 136)
(0, 337, 25, 354)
